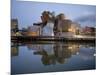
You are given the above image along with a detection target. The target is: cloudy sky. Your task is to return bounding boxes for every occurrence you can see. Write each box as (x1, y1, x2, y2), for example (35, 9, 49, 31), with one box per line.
(11, 0, 96, 29)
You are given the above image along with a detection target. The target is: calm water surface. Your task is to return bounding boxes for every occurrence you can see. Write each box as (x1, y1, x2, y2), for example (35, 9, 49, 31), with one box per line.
(11, 41, 96, 74)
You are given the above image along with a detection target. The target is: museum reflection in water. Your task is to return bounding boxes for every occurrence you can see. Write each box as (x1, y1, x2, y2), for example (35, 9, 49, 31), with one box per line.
(11, 42, 95, 65)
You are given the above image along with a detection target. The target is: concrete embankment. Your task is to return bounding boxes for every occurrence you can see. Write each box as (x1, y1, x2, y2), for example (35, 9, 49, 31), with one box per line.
(11, 36, 95, 43)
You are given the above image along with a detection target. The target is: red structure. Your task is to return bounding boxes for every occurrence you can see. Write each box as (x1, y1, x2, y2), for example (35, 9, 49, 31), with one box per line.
(82, 26, 96, 36)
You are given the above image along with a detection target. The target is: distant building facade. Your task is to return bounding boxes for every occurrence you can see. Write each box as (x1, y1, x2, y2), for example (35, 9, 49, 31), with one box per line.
(27, 25, 41, 36)
(42, 22, 54, 36)
(54, 14, 81, 37)
(34, 11, 81, 37)
(70, 22, 81, 35)
(11, 19, 19, 36)
(40, 11, 55, 36)
(82, 26, 96, 36)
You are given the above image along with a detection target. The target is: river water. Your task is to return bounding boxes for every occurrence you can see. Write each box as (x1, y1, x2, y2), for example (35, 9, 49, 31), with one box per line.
(11, 41, 96, 74)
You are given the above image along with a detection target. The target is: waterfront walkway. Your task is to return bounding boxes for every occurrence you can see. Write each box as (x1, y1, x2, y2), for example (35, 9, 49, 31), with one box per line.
(11, 35, 95, 42)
